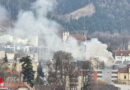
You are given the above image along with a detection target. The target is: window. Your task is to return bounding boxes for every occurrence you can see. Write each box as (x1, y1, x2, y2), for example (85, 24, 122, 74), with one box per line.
(124, 75, 126, 79)
(112, 76, 117, 78)
(98, 76, 102, 78)
(97, 71, 102, 73)
(112, 72, 117, 74)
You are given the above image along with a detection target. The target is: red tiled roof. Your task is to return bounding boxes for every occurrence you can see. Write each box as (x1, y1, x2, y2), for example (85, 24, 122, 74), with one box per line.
(118, 67, 128, 73)
(118, 64, 130, 73)
(113, 50, 130, 56)
(0, 82, 33, 90)
(71, 34, 86, 41)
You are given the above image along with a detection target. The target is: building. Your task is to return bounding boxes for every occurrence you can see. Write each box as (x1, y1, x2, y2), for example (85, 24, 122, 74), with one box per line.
(2, 68, 23, 82)
(63, 32, 87, 44)
(7, 62, 38, 78)
(128, 45, 130, 50)
(87, 80, 118, 90)
(65, 71, 83, 90)
(0, 68, 33, 90)
(0, 51, 5, 60)
(0, 82, 33, 90)
(113, 50, 130, 62)
(64, 70, 97, 90)
(96, 69, 118, 82)
(118, 64, 130, 84)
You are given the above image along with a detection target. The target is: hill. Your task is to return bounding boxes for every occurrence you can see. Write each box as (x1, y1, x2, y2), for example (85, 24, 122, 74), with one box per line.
(54, 0, 130, 33)
(0, 0, 129, 34)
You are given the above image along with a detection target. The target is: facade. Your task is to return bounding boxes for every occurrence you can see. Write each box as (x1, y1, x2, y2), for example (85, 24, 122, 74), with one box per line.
(64, 70, 97, 90)
(128, 45, 130, 50)
(113, 50, 130, 62)
(0, 51, 5, 60)
(96, 69, 118, 82)
(0, 45, 39, 78)
(3, 68, 22, 82)
(65, 73, 83, 90)
(118, 64, 130, 84)
(0, 69, 33, 90)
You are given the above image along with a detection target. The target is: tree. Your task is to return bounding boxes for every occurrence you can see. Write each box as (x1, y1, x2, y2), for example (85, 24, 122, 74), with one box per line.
(3, 53, 8, 62)
(20, 56, 35, 87)
(53, 51, 74, 88)
(81, 61, 93, 90)
(12, 54, 18, 71)
(37, 62, 44, 77)
(34, 76, 44, 85)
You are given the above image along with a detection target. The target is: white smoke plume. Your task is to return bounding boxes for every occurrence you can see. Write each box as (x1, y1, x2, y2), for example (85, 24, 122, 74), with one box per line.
(86, 38, 114, 66)
(0, 5, 8, 23)
(64, 36, 86, 60)
(12, 0, 85, 60)
(0, 0, 85, 60)
(0, 0, 115, 65)
(0, 5, 11, 33)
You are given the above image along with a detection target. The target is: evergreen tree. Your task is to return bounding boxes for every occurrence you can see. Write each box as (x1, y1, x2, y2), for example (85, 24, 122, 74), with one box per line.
(20, 56, 35, 87)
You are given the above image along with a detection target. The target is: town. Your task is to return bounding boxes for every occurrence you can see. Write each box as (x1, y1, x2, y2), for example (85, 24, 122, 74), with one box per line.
(0, 31, 130, 90)
(0, 0, 130, 90)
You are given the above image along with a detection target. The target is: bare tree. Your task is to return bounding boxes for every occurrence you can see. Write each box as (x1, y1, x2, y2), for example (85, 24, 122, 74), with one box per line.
(51, 51, 74, 89)
(81, 61, 93, 90)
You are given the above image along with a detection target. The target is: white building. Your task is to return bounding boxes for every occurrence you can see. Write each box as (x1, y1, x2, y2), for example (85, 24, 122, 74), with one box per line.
(113, 50, 130, 64)
(96, 69, 118, 82)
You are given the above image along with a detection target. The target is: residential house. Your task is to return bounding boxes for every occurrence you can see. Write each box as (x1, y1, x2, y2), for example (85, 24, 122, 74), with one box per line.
(3, 68, 23, 82)
(113, 50, 130, 62)
(63, 70, 97, 90)
(0, 68, 33, 90)
(8, 62, 38, 78)
(64, 71, 84, 90)
(118, 64, 130, 84)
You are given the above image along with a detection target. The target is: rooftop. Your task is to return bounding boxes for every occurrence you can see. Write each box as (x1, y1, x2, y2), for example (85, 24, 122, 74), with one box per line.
(71, 33, 86, 42)
(118, 64, 130, 73)
(0, 82, 33, 90)
(113, 50, 130, 56)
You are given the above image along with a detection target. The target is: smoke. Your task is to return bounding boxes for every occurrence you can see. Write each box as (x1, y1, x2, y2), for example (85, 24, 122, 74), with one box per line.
(0, 5, 8, 23)
(64, 36, 86, 60)
(86, 38, 114, 66)
(0, 5, 11, 33)
(8, 0, 63, 58)
(0, 0, 115, 65)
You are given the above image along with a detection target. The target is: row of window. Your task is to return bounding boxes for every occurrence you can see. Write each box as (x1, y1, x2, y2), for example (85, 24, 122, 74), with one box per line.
(97, 76, 117, 78)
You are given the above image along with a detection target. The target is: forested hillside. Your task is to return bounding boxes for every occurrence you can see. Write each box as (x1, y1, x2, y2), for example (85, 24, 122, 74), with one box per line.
(0, 0, 130, 33)
(55, 0, 130, 33)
